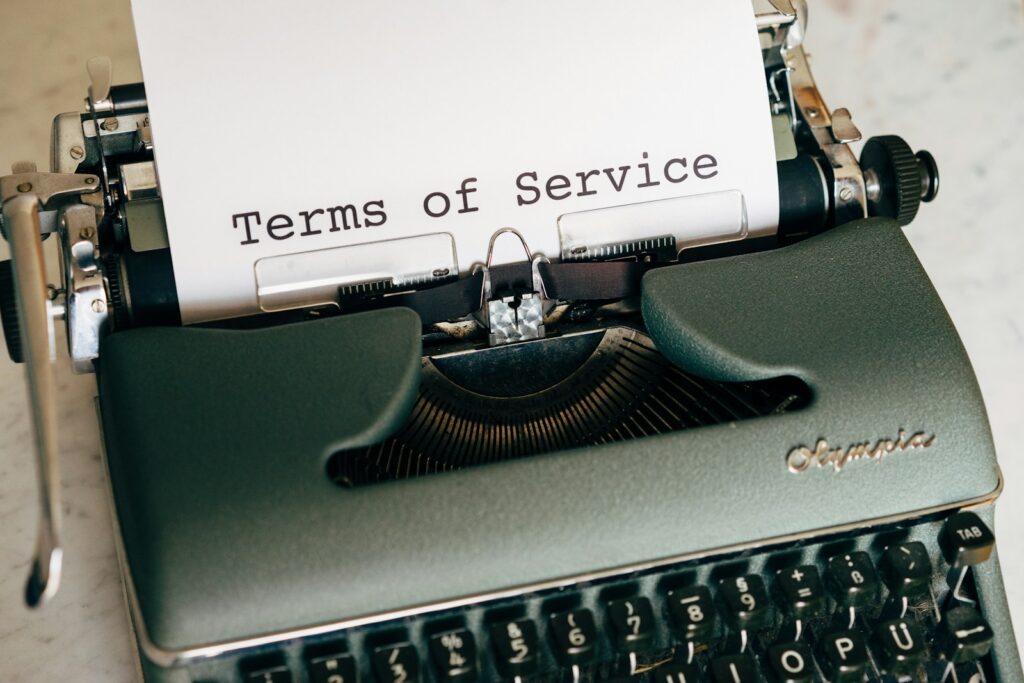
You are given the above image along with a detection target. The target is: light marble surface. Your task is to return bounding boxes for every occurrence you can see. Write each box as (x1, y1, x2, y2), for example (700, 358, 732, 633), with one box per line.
(0, 1, 1021, 680)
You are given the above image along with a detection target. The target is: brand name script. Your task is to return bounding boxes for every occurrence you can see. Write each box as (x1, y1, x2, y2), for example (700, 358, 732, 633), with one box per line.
(787, 429, 936, 474)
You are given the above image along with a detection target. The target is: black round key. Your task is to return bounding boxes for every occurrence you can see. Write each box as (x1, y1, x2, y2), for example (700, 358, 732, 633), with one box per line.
(549, 608, 597, 665)
(879, 541, 933, 598)
(767, 641, 814, 682)
(606, 596, 656, 651)
(490, 619, 538, 677)
(667, 586, 716, 642)
(306, 652, 357, 683)
(874, 618, 926, 676)
(428, 629, 477, 681)
(940, 512, 995, 568)
(718, 575, 771, 632)
(774, 565, 826, 621)
(937, 606, 995, 663)
(817, 630, 869, 683)
(711, 654, 759, 682)
(372, 643, 421, 683)
(654, 663, 701, 683)
(243, 663, 293, 683)
(826, 551, 881, 608)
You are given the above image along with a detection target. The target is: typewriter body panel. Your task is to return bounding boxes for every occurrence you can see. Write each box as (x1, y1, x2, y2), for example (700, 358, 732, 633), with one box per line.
(0, 1, 1018, 682)
(85, 215, 1017, 681)
(95, 218, 1018, 683)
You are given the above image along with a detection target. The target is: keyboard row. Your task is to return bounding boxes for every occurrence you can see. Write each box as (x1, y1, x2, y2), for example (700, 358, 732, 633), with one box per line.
(249, 603, 992, 682)
(235, 512, 997, 682)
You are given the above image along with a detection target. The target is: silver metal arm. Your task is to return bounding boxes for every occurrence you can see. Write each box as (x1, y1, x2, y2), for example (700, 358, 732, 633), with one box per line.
(1, 164, 100, 606)
(4, 194, 63, 607)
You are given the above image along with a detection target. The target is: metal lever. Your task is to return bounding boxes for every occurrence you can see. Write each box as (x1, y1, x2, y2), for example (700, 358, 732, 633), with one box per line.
(5, 195, 63, 607)
(86, 56, 113, 109)
(1, 166, 100, 606)
(84, 57, 115, 205)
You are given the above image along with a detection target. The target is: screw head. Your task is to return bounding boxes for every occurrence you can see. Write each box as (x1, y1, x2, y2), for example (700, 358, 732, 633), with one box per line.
(79, 226, 96, 241)
(101, 118, 119, 131)
(839, 187, 855, 202)
(91, 299, 107, 313)
(84, 177, 96, 185)
(806, 107, 820, 118)
(16, 182, 32, 193)
(69, 145, 85, 160)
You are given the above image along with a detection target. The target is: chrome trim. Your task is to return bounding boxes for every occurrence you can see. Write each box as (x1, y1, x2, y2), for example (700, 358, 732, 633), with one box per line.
(122, 472, 1003, 669)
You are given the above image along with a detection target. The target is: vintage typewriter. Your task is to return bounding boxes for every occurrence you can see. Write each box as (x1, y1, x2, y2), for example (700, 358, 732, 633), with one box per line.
(1, 1, 1019, 681)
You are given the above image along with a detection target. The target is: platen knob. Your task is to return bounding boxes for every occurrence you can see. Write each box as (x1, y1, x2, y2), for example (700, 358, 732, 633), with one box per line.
(0, 259, 23, 363)
(859, 135, 940, 226)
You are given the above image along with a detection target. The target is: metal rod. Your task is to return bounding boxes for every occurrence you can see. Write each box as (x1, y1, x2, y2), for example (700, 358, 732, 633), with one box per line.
(5, 194, 63, 607)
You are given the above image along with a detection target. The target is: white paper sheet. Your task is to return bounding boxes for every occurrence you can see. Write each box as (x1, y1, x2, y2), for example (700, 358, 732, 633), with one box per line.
(130, 0, 778, 323)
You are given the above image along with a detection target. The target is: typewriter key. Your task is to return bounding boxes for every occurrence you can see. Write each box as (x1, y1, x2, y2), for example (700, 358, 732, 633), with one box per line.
(874, 618, 926, 675)
(711, 653, 759, 683)
(937, 606, 995, 663)
(428, 629, 477, 681)
(773, 565, 826, 621)
(655, 663, 701, 682)
(766, 641, 815, 683)
(878, 541, 933, 599)
(717, 575, 771, 632)
(372, 643, 420, 683)
(243, 664, 293, 683)
(940, 512, 995, 568)
(549, 608, 598, 665)
(490, 619, 539, 677)
(826, 551, 881, 609)
(817, 630, 869, 683)
(606, 597, 656, 651)
(307, 652, 357, 683)
(667, 586, 716, 643)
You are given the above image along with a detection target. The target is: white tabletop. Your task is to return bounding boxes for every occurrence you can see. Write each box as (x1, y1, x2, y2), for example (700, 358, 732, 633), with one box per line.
(0, 1, 1022, 680)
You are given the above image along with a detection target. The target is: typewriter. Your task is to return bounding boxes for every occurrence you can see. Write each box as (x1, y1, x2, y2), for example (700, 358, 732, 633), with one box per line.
(1, 1, 1019, 681)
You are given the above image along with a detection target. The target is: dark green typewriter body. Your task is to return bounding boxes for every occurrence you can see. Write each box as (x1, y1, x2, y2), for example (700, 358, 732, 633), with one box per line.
(96, 219, 1021, 682)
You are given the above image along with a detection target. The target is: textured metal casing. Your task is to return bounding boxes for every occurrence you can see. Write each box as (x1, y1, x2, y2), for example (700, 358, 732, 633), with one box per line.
(97, 219, 1005, 673)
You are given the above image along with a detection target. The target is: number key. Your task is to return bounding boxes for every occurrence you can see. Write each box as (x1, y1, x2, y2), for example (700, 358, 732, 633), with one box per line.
(372, 643, 419, 683)
(666, 586, 716, 642)
(490, 619, 538, 677)
(428, 629, 476, 681)
(718, 575, 771, 631)
(307, 652, 357, 683)
(549, 608, 597, 665)
(826, 551, 881, 608)
(243, 665, 293, 683)
(606, 597, 656, 651)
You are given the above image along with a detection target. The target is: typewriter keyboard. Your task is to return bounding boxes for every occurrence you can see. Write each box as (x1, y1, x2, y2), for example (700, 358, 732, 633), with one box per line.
(195, 511, 1005, 683)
